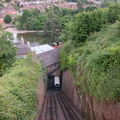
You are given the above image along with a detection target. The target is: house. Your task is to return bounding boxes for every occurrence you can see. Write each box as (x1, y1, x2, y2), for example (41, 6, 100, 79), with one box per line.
(14, 39, 55, 58)
(14, 41, 31, 58)
(38, 47, 61, 89)
(38, 47, 61, 75)
(30, 44, 54, 55)
(14, 38, 62, 89)
(16, 44, 30, 57)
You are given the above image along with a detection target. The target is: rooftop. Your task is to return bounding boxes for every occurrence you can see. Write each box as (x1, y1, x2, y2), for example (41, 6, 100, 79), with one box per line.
(38, 47, 61, 67)
(17, 44, 30, 55)
(30, 44, 54, 54)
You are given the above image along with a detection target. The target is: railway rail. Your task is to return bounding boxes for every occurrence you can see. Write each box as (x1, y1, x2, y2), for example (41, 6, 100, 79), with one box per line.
(39, 91, 83, 120)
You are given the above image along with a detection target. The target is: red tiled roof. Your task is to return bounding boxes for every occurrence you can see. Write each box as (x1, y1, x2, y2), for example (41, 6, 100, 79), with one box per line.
(53, 46, 61, 48)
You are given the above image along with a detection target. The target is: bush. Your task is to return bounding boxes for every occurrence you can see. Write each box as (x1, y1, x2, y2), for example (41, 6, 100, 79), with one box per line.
(0, 55, 43, 120)
(61, 23, 120, 101)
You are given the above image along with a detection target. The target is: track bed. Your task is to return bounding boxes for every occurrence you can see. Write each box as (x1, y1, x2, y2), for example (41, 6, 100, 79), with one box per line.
(39, 91, 83, 120)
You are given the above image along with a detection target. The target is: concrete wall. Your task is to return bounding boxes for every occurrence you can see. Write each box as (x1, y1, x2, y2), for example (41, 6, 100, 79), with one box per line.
(62, 69, 120, 120)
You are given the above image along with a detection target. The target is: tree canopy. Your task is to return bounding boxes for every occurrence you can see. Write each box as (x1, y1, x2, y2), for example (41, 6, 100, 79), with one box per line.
(14, 9, 47, 30)
(61, 22, 120, 101)
(60, 3, 120, 101)
(0, 26, 17, 76)
(60, 3, 120, 45)
(4, 14, 12, 23)
(0, 55, 43, 120)
(14, 7, 77, 43)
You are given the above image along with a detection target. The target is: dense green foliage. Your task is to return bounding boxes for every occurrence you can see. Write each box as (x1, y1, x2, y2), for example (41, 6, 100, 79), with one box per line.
(5, 0, 11, 3)
(44, 7, 76, 41)
(15, 7, 76, 29)
(0, 27, 17, 76)
(14, 8, 47, 30)
(14, 7, 76, 42)
(0, 55, 42, 120)
(60, 3, 120, 45)
(85, 6, 97, 11)
(65, 0, 77, 2)
(60, 3, 120, 101)
(4, 14, 12, 23)
(61, 23, 120, 101)
(14, 7, 75, 31)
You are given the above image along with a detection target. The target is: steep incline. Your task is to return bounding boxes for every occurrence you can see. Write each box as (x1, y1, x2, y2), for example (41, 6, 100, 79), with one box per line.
(38, 91, 83, 120)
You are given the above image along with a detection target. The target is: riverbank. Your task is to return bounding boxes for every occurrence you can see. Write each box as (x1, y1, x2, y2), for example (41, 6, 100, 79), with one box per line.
(6, 27, 44, 34)
(3, 23, 44, 34)
(2, 23, 15, 29)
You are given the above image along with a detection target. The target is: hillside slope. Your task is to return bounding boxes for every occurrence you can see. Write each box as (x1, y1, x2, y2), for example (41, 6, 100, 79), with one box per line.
(0, 55, 43, 120)
(61, 22, 120, 101)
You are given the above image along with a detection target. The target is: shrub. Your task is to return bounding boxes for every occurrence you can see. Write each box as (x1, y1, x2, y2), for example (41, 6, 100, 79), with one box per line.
(0, 55, 43, 120)
(61, 23, 120, 101)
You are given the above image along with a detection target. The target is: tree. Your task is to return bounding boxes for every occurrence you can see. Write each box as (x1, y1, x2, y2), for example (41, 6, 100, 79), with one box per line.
(77, 0, 84, 11)
(108, 3, 120, 23)
(5, 0, 11, 3)
(44, 17, 61, 42)
(4, 14, 12, 23)
(15, 21, 21, 30)
(32, 7, 41, 16)
(0, 25, 17, 76)
(44, 9, 62, 42)
(85, 6, 97, 12)
(60, 15, 72, 29)
(60, 8, 109, 45)
(100, 2, 109, 8)
(20, 9, 32, 29)
(37, 13, 47, 29)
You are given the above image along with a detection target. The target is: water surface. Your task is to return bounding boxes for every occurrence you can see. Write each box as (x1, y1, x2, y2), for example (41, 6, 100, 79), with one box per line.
(13, 32, 51, 46)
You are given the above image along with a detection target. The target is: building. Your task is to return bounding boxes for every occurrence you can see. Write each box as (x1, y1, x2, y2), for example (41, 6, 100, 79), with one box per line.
(14, 38, 61, 89)
(14, 37, 55, 58)
(30, 44, 54, 55)
(14, 41, 31, 58)
(38, 47, 61, 89)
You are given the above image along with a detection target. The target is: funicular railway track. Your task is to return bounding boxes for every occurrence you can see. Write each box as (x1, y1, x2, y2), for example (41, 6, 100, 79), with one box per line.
(39, 91, 83, 120)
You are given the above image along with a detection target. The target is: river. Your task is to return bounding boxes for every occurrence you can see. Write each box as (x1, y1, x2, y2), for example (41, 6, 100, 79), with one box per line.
(6, 27, 52, 46)
(13, 32, 48, 46)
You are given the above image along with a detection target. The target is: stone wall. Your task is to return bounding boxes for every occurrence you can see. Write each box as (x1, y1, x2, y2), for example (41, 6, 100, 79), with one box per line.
(35, 78, 46, 120)
(62, 69, 120, 120)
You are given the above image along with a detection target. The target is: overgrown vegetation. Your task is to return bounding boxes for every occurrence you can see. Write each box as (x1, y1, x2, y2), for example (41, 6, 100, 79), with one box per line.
(14, 8, 47, 30)
(0, 26, 17, 76)
(60, 3, 120, 45)
(14, 7, 75, 30)
(60, 3, 120, 101)
(13, 7, 76, 42)
(61, 22, 120, 101)
(0, 55, 43, 120)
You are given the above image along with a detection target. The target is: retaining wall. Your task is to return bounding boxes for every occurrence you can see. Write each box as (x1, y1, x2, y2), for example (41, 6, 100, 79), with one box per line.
(62, 69, 120, 120)
(35, 78, 46, 120)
